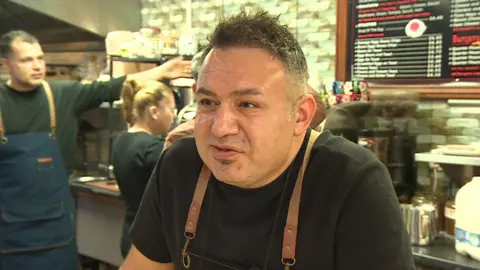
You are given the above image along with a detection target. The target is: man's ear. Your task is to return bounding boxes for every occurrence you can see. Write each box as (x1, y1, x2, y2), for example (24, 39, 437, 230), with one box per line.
(1, 57, 9, 71)
(192, 82, 197, 94)
(294, 94, 316, 136)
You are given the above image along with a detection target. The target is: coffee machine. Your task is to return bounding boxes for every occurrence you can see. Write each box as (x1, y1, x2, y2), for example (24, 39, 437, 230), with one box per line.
(323, 90, 419, 202)
(368, 90, 419, 202)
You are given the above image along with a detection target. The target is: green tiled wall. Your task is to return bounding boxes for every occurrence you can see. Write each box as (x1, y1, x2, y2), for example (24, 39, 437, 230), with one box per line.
(140, 0, 337, 88)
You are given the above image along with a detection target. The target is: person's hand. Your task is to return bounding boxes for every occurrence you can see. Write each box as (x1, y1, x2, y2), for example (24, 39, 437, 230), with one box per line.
(158, 56, 192, 80)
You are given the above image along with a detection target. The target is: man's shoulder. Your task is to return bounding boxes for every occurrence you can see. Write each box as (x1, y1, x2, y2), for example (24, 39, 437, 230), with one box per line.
(307, 131, 388, 193)
(48, 79, 80, 89)
(304, 131, 392, 213)
(45, 80, 80, 100)
(160, 136, 202, 171)
(164, 120, 195, 149)
(313, 131, 377, 166)
(0, 82, 7, 91)
(155, 137, 203, 192)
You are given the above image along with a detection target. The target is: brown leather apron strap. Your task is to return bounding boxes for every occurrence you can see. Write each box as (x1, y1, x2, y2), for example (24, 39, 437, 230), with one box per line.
(182, 165, 211, 268)
(0, 104, 6, 144)
(41, 80, 57, 137)
(185, 165, 211, 235)
(282, 129, 320, 267)
(0, 81, 56, 144)
(181, 130, 321, 269)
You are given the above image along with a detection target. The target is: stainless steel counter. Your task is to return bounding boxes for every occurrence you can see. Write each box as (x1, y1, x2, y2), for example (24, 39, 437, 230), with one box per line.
(70, 176, 124, 267)
(68, 176, 480, 270)
(413, 237, 480, 270)
(70, 177, 121, 198)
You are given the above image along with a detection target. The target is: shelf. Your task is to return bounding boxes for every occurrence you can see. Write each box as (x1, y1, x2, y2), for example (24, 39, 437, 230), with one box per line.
(415, 153, 480, 166)
(109, 54, 183, 64)
(110, 55, 164, 64)
(368, 83, 480, 99)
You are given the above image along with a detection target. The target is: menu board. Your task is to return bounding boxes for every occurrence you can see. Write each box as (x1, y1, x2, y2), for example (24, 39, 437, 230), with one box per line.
(349, 0, 480, 81)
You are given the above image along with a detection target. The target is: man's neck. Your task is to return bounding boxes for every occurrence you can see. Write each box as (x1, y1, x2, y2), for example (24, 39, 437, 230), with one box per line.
(7, 79, 37, 92)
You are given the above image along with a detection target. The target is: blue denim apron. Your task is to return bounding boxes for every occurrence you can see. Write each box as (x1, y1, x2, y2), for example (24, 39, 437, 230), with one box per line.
(0, 81, 78, 270)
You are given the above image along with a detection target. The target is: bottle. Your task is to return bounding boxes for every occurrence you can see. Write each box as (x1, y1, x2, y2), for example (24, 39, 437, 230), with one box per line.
(444, 199, 456, 237)
(178, 29, 198, 58)
(455, 177, 480, 262)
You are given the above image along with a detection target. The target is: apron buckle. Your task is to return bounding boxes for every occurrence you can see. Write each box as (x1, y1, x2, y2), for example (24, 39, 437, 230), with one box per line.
(1, 135, 7, 144)
(49, 126, 56, 138)
(282, 257, 296, 270)
(182, 232, 195, 269)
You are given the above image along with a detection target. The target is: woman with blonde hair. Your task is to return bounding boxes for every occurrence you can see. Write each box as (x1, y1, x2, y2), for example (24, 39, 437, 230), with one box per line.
(112, 79, 176, 258)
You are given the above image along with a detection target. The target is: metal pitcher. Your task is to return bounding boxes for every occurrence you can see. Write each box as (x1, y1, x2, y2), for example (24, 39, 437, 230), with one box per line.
(401, 203, 438, 246)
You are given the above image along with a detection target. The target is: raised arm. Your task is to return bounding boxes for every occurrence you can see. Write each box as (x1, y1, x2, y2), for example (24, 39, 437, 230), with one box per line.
(72, 57, 192, 114)
(126, 56, 191, 82)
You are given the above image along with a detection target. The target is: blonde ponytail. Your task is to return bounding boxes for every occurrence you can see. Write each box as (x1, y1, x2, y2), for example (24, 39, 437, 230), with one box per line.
(121, 79, 142, 125)
(121, 79, 173, 126)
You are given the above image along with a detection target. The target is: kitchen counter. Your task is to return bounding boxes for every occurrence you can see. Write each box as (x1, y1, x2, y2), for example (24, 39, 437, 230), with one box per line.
(413, 237, 480, 270)
(69, 174, 480, 269)
(70, 173, 124, 267)
(70, 178, 121, 199)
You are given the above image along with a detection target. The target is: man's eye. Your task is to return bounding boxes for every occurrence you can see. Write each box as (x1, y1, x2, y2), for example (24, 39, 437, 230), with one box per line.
(239, 102, 258, 109)
(198, 99, 216, 106)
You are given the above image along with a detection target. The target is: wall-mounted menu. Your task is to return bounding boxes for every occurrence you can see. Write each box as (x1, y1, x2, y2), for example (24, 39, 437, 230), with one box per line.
(349, 0, 480, 81)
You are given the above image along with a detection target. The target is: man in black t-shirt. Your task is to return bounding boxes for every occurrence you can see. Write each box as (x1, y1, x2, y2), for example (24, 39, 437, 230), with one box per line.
(121, 10, 415, 270)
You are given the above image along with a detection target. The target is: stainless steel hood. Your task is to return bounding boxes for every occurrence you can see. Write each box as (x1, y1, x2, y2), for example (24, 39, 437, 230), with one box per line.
(1, 0, 141, 52)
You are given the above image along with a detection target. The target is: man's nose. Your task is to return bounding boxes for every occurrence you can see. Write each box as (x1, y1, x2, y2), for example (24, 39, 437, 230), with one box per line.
(32, 59, 42, 70)
(211, 105, 239, 138)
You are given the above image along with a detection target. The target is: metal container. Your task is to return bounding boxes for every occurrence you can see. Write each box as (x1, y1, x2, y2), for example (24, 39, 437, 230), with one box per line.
(401, 203, 438, 246)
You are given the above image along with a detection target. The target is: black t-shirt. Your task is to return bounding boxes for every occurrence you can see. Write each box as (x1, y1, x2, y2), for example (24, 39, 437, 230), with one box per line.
(130, 131, 415, 269)
(0, 77, 126, 173)
(112, 131, 164, 218)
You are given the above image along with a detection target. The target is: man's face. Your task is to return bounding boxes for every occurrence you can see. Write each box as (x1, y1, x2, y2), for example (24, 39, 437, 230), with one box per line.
(2, 40, 45, 90)
(194, 47, 302, 188)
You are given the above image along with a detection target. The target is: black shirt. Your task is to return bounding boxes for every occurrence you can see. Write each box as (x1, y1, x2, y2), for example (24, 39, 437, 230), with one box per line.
(0, 77, 126, 173)
(130, 131, 415, 269)
(112, 131, 165, 218)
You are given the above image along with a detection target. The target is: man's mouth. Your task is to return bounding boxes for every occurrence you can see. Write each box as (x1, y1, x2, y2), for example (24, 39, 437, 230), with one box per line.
(212, 145, 242, 160)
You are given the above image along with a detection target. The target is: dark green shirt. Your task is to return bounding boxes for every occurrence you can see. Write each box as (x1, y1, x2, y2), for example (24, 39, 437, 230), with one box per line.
(0, 77, 127, 173)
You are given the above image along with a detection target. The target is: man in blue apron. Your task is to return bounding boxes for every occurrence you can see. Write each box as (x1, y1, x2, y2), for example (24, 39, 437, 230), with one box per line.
(0, 81, 77, 269)
(0, 30, 192, 270)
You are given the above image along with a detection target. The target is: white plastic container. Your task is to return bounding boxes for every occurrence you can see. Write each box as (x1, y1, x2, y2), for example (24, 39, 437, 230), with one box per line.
(178, 30, 198, 56)
(105, 31, 135, 56)
(455, 176, 480, 262)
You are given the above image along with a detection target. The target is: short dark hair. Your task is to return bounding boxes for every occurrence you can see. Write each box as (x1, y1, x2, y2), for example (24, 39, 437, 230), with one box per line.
(202, 9, 308, 97)
(191, 51, 204, 81)
(0, 30, 39, 58)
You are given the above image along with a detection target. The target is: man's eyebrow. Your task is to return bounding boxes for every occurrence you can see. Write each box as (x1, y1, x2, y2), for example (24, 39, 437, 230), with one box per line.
(196, 88, 216, 97)
(196, 88, 262, 97)
(231, 88, 262, 97)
